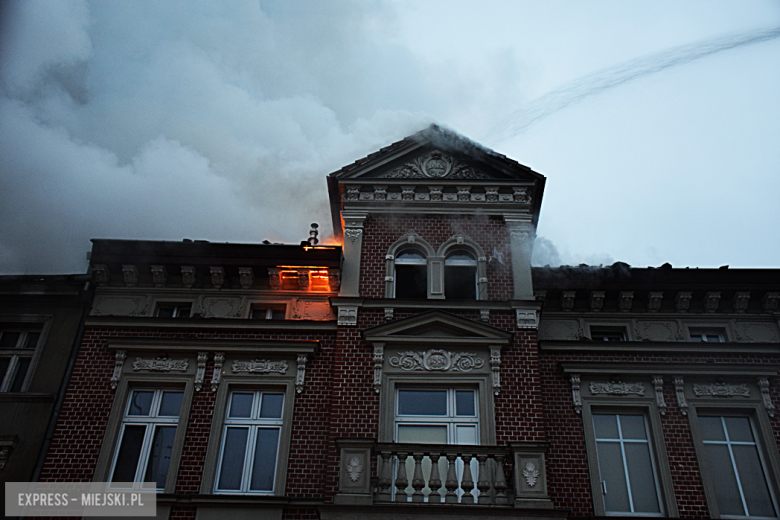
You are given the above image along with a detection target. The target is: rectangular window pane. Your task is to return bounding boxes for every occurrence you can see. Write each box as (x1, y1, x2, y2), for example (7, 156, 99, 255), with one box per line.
(596, 441, 631, 513)
(455, 425, 477, 445)
(455, 390, 475, 416)
(398, 390, 447, 416)
(249, 428, 280, 491)
(217, 427, 249, 490)
(593, 414, 619, 439)
(10, 357, 30, 392)
(0, 357, 9, 383)
(624, 442, 660, 513)
(618, 415, 647, 440)
(444, 266, 476, 300)
(24, 332, 41, 349)
(156, 307, 174, 318)
(144, 426, 177, 488)
(112, 425, 147, 482)
(395, 265, 427, 299)
(228, 393, 254, 418)
(0, 332, 21, 349)
(699, 416, 726, 441)
(158, 392, 183, 417)
(259, 394, 284, 419)
(732, 444, 776, 517)
(176, 305, 191, 318)
(128, 391, 154, 416)
(704, 444, 745, 516)
(397, 425, 448, 444)
(723, 417, 753, 443)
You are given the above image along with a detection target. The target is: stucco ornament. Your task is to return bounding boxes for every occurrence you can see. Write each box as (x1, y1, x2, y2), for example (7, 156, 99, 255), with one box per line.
(523, 462, 539, 487)
(589, 381, 645, 396)
(232, 359, 288, 374)
(693, 382, 750, 398)
(380, 150, 489, 179)
(132, 357, 188, 372)
(345, 229, 362, 244)
(347, 457, 363, 482)
(389, 349, 484, 372)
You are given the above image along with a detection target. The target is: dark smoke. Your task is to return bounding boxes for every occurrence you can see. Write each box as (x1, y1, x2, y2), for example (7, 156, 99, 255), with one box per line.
(486, 26, 780, 143)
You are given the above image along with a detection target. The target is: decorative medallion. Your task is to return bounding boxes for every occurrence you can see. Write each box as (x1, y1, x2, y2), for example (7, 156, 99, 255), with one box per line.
(380, 150, 489, 179)
(345, 229, 362, 244)
(523, 462, 539, 487)
(347, 457, 363, 482)
(589, 381, 645, 396)
(693, 383, 750, 398)
(389, 349, 484, 372)
(132, 357, 188, 372)
(232, 359, 288, 374)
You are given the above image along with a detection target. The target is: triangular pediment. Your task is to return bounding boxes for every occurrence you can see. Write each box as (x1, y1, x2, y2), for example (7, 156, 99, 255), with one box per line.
(363, 310, 512, 345)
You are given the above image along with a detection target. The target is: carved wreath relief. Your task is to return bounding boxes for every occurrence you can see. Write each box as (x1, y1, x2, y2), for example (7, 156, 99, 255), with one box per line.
(232, 359, 288, 374)
(523, 462, 539, 487)
(132, 357, 188, 372)
(346, 457, 363, 482)
(381, 150, 489, 180)
(389, 349, 484, 372)
(589, 381, 645, 396)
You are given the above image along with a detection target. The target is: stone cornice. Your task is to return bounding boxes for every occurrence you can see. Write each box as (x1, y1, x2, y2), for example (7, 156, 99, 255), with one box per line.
(559, 362, 778, 377)
(86, 316, 337, 330)
(329, 297, 540, 311)
(107, 337, 320, 354)
(540, 340, 780, 355)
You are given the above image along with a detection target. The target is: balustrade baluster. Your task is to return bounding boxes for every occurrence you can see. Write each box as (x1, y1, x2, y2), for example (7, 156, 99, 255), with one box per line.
(494, 453, 508, 505)
(444, 453, 459, 503)
(411, 453, 425, 502)
(395, 452, 409, 502)
(460, 454, 475, 504)
(377, 451, 393, 502)
(476, 453, 491, 504)
(428, 453, 442, 503)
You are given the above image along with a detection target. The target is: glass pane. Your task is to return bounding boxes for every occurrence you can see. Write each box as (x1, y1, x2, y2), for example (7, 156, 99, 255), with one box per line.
(260, 394, 284, 419)
(250, 428, 280, 491)
(593, 414, 619, 439)
(455, 391, 475, 416)
(24, 332, 41, 349)
(704, 444, 744, 516)
(10, 357, 31, 392)
(396, 252, 426, 264)
(444, 266, 476, 299)
(723, 417, 753, 443)
(455, 425, 477, 445)
(397, 425, 447, 444)
(217, 427, 249, 490)
(619, 415, 647, 440)
(144, 426, 176, 488)
(128, 391, 154, 416)
(445, 252, 475, 264)
(158, 392, 183, 417)
(156, 307, 174, 318)
(699, 416, 726, 441)
(112, 425, 146, 482)
(395, 265, 427, 299)
(624, 442, 660, 513)
(229, 393, 254, 418)
(597, 441, 630, 513)
(0, 357, 9, 383)
(732, 444, 776, 517)
(251, 308, 268, 319)
(398, 390, 447, 415)
(706, 334, 721, 342)
(175, 305, 191, 318)
(690, 334, 703, 342)
(0, 332, 21, 349)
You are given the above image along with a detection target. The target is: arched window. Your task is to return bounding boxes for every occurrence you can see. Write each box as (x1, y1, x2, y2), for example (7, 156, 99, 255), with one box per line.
(394, 251, 427, 299)
(444, 250, 477, 300)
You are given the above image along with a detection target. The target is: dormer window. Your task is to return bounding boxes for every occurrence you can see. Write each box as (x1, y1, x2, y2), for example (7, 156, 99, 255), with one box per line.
(444, 251, 477, 300)
(394, 251, 427, 299)
(156, 304, 191, 319)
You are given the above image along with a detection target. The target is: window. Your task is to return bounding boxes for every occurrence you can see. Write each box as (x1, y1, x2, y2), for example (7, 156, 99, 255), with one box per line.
(444, 251, 477, 300)
(251, 305, 286, 320)
(0, 327, 40, 392)
(394, 251, 428, 299)
(697, 416, 777, 518)
(590, 327, 627, 342)
(109, 389, 184, 490)
(155, 304, 191, 318)
(689, 329, 725, 343)
(592, 414, 662, 515)
(215, 391, 284, 494)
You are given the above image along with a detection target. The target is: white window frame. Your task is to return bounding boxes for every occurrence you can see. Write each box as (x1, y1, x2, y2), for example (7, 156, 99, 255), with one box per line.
(0, 327, 41, 392)
(155, 303, 192, 318)
(688, 328, 726, 343)
(443, 251, 479, 300)
(214, 390, 285, 494)
(394, 387, 480, 443)
(108, 389, 184, 491)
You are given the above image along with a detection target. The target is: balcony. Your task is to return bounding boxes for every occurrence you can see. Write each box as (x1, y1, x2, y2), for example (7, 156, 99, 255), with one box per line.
(334, 440, 553, 510)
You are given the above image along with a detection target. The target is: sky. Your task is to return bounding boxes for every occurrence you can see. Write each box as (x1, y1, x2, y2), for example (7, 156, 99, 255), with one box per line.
(0, 0, 778, 274)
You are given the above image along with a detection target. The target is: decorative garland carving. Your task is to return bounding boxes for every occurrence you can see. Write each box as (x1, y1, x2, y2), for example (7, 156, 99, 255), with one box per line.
(345, 229, 362, 244)
(110, 350, 126, 390)
(379, 150, 489, 179)
(757, 378, 776, 417)
(232, 359, 288, 374)
(523, 462, 539, 487)
(693, 383, 750, 398)
(389, 349, 484, 372)
(373, 344, 384, 394)
(589, 381, 645, 396)
(570, 374, 582, 414)
(674, 377, 688, 415)
(296, 354, 308, 394)
(490, 346, 501, 396)
(652, 375, 666, 415)
(132, 357, 188, 372)
(195, 352, 208, 391)
(211, 352, 224, 392)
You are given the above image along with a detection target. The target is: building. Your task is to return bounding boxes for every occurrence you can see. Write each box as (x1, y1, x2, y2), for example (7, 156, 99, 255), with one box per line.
(34, 126, 780, 519)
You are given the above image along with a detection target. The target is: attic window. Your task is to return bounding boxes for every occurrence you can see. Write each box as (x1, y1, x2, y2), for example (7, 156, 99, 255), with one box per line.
(394, 251, 427, 299)
(589, 327, 626, 342)
(156, 304, 191, 319)
(689, 329, 725, 343)
(251, 305, 287, 320)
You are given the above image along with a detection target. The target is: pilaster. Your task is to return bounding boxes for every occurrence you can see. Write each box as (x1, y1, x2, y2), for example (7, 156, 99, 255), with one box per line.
(339, 211, 368, 297)
(504, 214, 536, 300)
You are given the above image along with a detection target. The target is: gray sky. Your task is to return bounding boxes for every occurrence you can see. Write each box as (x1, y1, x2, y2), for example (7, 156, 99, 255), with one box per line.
(1, 0, 778, 274)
